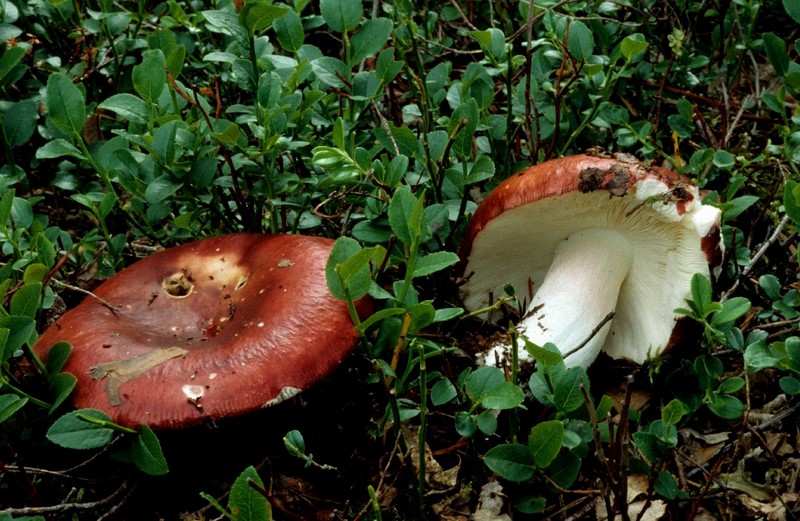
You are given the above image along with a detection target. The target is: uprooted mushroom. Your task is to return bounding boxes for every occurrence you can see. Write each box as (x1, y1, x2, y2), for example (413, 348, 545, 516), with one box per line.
(458, 154, 722, 369)
(33, 233, 372, 429)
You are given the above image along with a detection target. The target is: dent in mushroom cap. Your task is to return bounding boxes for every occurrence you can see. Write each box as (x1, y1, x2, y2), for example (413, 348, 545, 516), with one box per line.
(33, 233, 372, 429)
(458, 155, 722, 364)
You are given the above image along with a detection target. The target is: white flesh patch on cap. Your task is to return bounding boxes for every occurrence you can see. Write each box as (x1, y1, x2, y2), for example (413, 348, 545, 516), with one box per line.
(263, 386, 301, 407)
(485, 228, 632, 368)
(464, 182, 719, 367)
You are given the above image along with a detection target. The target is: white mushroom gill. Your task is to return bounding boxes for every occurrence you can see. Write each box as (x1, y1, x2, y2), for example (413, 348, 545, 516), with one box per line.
(484, 228, 633, 369)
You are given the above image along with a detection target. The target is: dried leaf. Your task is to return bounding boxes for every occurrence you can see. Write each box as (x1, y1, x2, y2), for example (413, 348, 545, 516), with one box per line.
(474, 480, 512, 521)
(594, 475, 667, 521)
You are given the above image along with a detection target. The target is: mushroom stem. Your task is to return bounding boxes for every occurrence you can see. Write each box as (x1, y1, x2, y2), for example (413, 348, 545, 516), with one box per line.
(488, 228, 634, 369)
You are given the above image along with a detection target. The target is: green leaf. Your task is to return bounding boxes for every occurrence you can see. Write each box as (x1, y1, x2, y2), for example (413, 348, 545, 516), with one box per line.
(355, 307, 405, 333)
(620, 33, 648, 62)
(131, 425, 169, 475)
(0, 394, 27, 422)
(273, 10, 304, 52)
(632, 431, 662, 463)
(151, 120, 179, 165)
(350, 17, 393, 65)
(10, 283, 41, 318)
(744, 341, 780, 372)
(0, 316, 35, 361)
(454, 411, 477, 438)
(785, 336, 800, 367)
(448, 99, 479, 158)
(0, 46, 25, 87)
(759, 274, 782, 300)
(567, 20, 593, 61)
(430, 379, 457, 406)
(689, 273, 713, 317)
(705, 392, 744, 419)
(466, 366, 505, 402)
(145, 177, 182, 205)
(320, 0, 362, 33)
(476, 409, 498, 435)
(763, 33, 789, 77)
(432, 307, 463, 323)
(481, 381, 525, 410)
(166, 45, 186, 77)
(239, 1, 289, 36)
(406, 302, 436, 332)
(784, 180, 800, 226)
(284, 429, 306, 456)
(0, 189, 13, 228)
(694, 354, 723, 390)
(784, 0, 800, 23)
(779, 376, 800, 395)
(412, 251, 459, 278)
(526, 342, 564, 369)
(202, 9, 247, 43)
(133, 50, 167, 104)
(311, 56, 350, 88)
(712, 149, 736, 170)
(544, 452, 581, 488)
(46, 73, 87, 138)
(147, 28, 176, 54)
(466, 155, 496, 184)
(388, 187, 424, 246)
(723, 195, 759, 221)
(46, 409, 115, 449)
(228, 466, 272, 521)
(717, 376, 745, 394)
(483, 443, 536, 482)
(552, 367, 588, 413)
(711, 297, 751, 326)
(376, 48, 403, 84)
(655, 471, 680, 499)
(22, 264, 47, 286)
(470, 28, 505, 61)
(661, 399, 685, 427)
(35, 138, 87, 160)
(326, 237, 372, 300)
(528, 420, 564, 468)
(49, 372, 76, 413)
(98, 94, 150, 124)
(3, 99, 39, 147)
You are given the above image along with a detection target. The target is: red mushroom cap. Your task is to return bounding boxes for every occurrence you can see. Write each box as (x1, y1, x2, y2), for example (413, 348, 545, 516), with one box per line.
(34, 234, 371, 429)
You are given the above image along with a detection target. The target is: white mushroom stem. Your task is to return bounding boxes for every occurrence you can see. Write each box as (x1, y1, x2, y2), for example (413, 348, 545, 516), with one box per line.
(485, 228, 634, 369)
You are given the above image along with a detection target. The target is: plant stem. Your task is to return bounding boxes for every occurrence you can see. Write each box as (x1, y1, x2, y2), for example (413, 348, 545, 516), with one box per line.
(0, 376, 51, 409)
(76, 413, 138, 435)
(416, 340, 427, 519)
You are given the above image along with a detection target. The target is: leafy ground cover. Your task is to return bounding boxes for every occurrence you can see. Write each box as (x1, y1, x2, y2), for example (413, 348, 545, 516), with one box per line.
(2, 0, 800, 519)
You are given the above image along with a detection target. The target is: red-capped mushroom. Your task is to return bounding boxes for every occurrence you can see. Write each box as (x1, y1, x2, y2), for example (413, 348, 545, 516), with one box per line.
(458, 154, 722, 369)
(33, 234, 371, 429)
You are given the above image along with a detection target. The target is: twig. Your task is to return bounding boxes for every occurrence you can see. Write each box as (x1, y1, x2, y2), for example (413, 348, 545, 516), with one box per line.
(2, 479, 135, 516)
(447, 0, 478, 31)
(2, 465, 97, 482)
(49, 279, 121, 314)
(371, 100, 401, 156)
(720, 214, 790, 301)
(562, 312, 615, 360)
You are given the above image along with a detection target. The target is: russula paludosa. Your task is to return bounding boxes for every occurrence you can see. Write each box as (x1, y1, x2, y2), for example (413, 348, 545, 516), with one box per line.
(33, 234, 371, 428)
(458, 154, 722, 369)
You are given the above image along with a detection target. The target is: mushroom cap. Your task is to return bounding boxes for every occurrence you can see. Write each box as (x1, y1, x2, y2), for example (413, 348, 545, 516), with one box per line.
(458, 154, 722, 363)
(34, 234, 371, 429)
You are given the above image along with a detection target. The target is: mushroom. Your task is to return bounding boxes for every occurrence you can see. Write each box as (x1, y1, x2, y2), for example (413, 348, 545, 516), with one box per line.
(458, 154, 722, 369)
(33, 234, 371, 428)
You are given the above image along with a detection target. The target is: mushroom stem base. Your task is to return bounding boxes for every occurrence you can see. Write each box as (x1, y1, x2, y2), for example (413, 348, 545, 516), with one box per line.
(486, 228, 634, 369)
